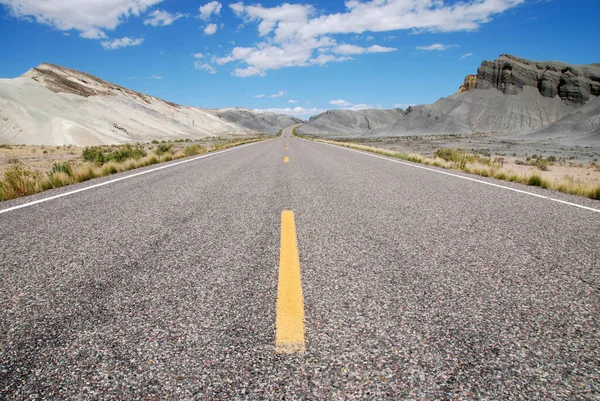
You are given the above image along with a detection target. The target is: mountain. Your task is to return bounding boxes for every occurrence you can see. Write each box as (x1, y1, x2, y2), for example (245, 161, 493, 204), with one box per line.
(300, 109, 405, 136)
(0, 63, 298, 146)
(214, 108, 303, 135)
(298, 55, 600, 143)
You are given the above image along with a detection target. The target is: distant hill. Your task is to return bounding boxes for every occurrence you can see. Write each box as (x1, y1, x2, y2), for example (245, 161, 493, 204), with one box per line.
(299, 54, 600, 145)
(214, 108, 303, 135)
(0, 63, 300, 145)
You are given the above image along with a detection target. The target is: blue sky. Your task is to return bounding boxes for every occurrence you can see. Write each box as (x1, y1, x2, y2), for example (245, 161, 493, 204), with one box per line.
(0, 0, 598, 118)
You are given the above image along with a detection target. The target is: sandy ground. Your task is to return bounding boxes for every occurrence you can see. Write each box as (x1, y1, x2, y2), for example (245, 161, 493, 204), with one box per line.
(336, 134, 600, 186)
(349, 133, 599, 162)
(0, 135, 260, 175)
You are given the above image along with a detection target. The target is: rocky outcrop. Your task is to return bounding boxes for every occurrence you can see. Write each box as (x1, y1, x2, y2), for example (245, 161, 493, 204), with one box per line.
(456, 75, 477, 94)
(476, 54, 600, 104)
(298, 55, 600, 142)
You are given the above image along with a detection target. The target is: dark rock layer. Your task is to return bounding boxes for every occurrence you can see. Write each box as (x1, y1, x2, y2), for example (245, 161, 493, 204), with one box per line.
(476, 54, 600, 104)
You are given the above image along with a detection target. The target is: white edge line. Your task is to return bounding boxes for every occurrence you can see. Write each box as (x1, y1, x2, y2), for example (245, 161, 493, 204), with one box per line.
(0, 139, 269, 215)
(311, 139, 600, 214)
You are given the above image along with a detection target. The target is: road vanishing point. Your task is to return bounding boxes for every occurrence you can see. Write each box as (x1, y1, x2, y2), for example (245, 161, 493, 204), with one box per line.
(1, 125, 599, 399)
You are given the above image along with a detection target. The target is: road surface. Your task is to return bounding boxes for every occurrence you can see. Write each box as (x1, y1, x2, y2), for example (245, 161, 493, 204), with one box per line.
(1, 126, 599, 399)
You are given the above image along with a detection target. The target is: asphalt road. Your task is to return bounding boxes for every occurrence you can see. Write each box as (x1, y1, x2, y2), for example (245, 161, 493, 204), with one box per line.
(1, 127, 599, 400)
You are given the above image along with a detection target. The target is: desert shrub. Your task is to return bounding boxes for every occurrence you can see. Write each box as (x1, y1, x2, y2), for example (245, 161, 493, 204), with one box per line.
(82, 144, 146, 164)
(434, 148, 458, 162)
(547, 156, 557, 163)
(0, 144, 12, 149)
(82, 146, 105, 164)
(102, 163, 118, 176)
(184, 145, 204, 157)
(494, 171, 508, 180)
(589, 185, 600, 200)
(0, 164, 40, 200)
(151, 139, 159, 144)
(155, 143, 172, 155)
(433, 148, 475, 169)
(110, 144, 146, 162)
(48, 171, 72, 188)
(49, 162, 72, 177)
(536, 159, 550, 171)
(527, 174, 548, 188)
(71, 165, 96, 182)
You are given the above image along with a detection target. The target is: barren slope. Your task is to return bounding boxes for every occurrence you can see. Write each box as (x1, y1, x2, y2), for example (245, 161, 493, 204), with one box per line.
(0, 64, 295, 146)
(214, 108, 303, 135)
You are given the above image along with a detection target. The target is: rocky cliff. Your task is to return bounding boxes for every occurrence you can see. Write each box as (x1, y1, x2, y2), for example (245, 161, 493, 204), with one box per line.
(476, 54, 600, 104)
(456, 75, 477, 94)
(298, 54, 600, 142)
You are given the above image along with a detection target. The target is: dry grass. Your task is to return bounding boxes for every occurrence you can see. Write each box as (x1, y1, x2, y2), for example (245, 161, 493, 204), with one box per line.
(296, 134, 600, 201)
(0, 136, 267, 201)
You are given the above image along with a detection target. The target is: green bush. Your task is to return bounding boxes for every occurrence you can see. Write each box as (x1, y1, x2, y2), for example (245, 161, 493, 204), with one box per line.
(155, 143, 172, 156)
(528, 174, 548, 188)
(82, 144, 146, 164)
(184, 145, 203, 157)
(82, 146, 105, 164)
(151, 139, 159, 144)
(49, 162, 72, 177)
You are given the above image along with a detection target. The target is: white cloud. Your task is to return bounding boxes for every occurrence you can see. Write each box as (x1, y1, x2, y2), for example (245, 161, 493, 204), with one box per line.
(270, 90, 284, 98)
(416, 43, 458, 51)
(204, 23, 218, 35)
(393, 103, 415, 108)
(0, 0, 162, 39)
(332, 44, 397, 55)
(216, 0, 520, 77)
(460, 52, 474, 59)
(233, 66, 265, 77)
(254, 94, 265, 98)
(101, 37, 145, 50)
(330, 99, 351, 107)
(199, 1, 222, 20)
(195, 61, 216, 74)
(144, 9, 187, 27)
(253, 107, 325, 119)
(150, 75, 163, 79)
(347, 103, 373, 110)
(288, 99, 298, 103)
(310, 54, 352, 66)
(329, 99, 374, 110)
(193, 53, 204, 59)
(366, 36, 374, 41)
(368, 45, 396, 53)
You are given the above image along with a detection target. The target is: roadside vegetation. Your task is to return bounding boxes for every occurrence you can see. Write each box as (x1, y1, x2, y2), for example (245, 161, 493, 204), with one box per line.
(0, 136, 267, 201)
(294, 130, 600, 200)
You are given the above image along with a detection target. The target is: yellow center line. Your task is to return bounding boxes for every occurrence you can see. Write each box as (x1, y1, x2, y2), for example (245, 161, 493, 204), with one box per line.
(276, 210, 305, 354)
(284, 156, 289, 163)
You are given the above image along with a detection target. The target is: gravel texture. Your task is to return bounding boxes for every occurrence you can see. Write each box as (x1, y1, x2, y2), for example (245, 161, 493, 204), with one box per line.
(1, 129, 599, 399)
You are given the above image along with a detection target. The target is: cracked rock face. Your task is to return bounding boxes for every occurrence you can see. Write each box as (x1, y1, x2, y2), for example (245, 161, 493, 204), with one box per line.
(476, 54, 600, 104)
(456, 75, 478, 94)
